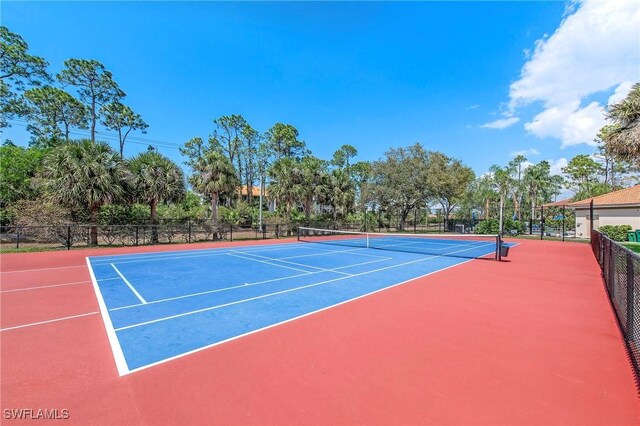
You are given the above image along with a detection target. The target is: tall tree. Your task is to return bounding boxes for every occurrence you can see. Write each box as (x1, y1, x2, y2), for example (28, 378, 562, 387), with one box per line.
(426, 152, 475, 230)
(489, 165, 513, 234)
(562, 154, 604, 196)
(241, 124, 261, 203)
(299, 156, 328, 219)
(0, 26, 50, 128)
(331, 144, 358, 170)
(327, 168, 355, 221)
(603, 82, 640, 163)
(367, 144, 430, 230)
(213, 115, 247, 195)
(508, 154, 528, 220)
(39, 140, 129, 244)
(57, 59, 124, 143)
(24, 86, 88, 145)
(100, 101, 148, 158)
(268, 157, 305, 223)
(129, 152, 185, 242)
(265, 123, 307, 160)
(523, 161, 558, 225)
(189, 150, 238, 226)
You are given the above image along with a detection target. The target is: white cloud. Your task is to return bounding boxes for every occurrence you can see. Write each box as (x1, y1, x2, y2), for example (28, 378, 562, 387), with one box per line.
(608, 81, 635, 105)
(525, 101, 604, 147)
(548, 157, 569, 176)
(465, 104, 481, 110)
(481, 117, 520, 129)
(509, 148, 540, 157)
(508, 0, 640, 147)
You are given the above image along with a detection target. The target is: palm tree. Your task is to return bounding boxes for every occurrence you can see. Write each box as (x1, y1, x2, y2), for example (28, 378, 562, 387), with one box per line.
(300, 156, 327, 220)
(40, 139, 129, 245)
(130, 152, 185, 242)
(489, 165, 512, 234)
(604, 82, 640, 162)
(327, 168, 355, 222)
(523, 161, 555, 227)
(189, 151, 238, 226)
(268, 157, 305, 223)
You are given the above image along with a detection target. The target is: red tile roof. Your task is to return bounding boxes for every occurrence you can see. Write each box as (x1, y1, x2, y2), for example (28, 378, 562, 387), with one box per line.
(568, 185, 640, 208)
(541, 199, 572, 208)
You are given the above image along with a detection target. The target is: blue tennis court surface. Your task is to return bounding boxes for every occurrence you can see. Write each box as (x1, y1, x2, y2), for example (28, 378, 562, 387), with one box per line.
(87, 236, 509, 375)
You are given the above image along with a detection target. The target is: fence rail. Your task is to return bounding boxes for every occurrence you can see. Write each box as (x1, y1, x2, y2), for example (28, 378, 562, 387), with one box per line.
(591, 230, 640, 378)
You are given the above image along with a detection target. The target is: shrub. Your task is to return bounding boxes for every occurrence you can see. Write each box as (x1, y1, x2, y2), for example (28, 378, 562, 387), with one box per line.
(475, 218, 526, 235)
(599, 225, 633, 242)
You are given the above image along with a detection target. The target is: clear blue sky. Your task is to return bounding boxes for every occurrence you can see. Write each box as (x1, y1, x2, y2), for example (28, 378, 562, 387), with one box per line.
(4, 1, 620, 176)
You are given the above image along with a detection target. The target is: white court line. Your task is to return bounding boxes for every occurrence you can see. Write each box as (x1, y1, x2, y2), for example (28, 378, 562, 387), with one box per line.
(110, 264, 147, 304)
(109, 256, 392, 312)
(115, 242, 494, 332)
(97, 277, 122, 282)
(0, 264, 86, 274)
(277, 247, 389, 260)
(231, 250, 354, 276)
(0, 311, 99, 332)
(87, 258, 129, 376)
(124, 254, 482, 375)
(1, 280, 90, 293)
(89, 243, 308, 265)
(225, 252, 311, 273)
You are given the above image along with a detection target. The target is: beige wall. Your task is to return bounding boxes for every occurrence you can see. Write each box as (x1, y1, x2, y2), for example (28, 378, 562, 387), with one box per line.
(574, 206, 640, 238)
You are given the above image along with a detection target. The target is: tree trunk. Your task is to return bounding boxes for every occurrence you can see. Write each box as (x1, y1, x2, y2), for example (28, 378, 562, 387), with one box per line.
(90, 205, 99, 246)
(91, 98, 96, 143)
(119, 128, 124, 159)
(150, 199, 158, 243)
(485, 197, 490, 219)
(211, 193, 219, 225)
(512, 193, 519, 220)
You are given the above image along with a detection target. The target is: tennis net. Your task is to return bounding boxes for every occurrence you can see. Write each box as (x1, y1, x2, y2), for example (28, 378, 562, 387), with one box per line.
(297, 227, 505, 260)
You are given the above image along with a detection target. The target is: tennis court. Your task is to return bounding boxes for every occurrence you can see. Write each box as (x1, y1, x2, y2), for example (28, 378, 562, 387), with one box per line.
(3, 236, 640, 424)
(87, 229, 507, 374)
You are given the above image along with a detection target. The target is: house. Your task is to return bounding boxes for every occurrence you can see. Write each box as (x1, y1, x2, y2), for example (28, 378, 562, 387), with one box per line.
(568, 185, 640, 238)
(239, 185, 276, 212)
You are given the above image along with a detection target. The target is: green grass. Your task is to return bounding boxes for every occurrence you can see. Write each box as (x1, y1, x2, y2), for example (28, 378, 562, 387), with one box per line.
(622, 242, 640, 254)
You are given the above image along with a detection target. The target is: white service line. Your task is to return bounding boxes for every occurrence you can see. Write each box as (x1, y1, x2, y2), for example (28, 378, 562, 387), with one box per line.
(109, 256, 392, 311)
(110, 264, 147, 304)
(115, 242, 494, 332)
(0, 311, 99, 332)
(225, 252, 312, 273)
(0, 264, 86, 274)
(1, 280, 90, 293)
(231, 250, 354, 276)
(277, 247, 389, 260)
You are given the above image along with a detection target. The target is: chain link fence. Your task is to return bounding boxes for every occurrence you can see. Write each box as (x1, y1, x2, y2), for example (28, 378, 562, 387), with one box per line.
(591, 229, 640, 378)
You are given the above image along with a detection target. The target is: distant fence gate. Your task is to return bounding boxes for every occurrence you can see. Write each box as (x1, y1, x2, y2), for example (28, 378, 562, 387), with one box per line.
(591, 230, 640, 378)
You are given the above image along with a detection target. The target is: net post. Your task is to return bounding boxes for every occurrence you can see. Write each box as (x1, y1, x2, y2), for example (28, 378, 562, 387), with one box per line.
(297, 227, 301, 241)
(496, 234, 502, 261)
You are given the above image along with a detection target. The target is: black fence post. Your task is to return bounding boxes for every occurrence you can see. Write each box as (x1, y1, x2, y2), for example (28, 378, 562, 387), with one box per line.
(263, 224, 267, 240)
(16, 226, 20, 249)
(540, 206, 544, 240)
(230, 225, 233, 242)
(275, 224, 279, 239)
(529, 218, 533, 235)
(67, 225, 71, 250)
(135, 226, 139, 246)
(562, 205, 565, 242)
(188, 219, 192, 244)
(413, 209, 417, 234)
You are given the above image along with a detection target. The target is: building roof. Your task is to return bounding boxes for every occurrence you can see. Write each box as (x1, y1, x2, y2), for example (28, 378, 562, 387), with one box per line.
(541, 199, 572, 208)
(240, 185, 266, 197)
(568, 185, 640, 208)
